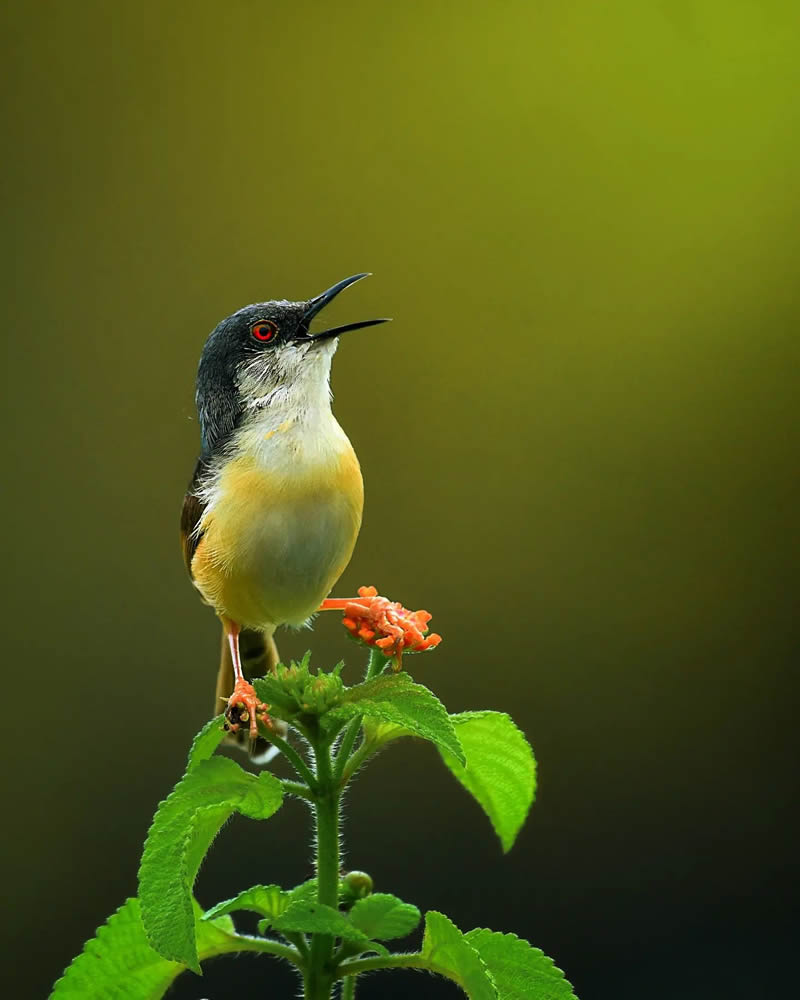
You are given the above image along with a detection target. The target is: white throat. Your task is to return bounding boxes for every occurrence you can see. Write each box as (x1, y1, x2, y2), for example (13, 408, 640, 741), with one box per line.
(241, 340, 335, 421)
(233, 343, 350, 471)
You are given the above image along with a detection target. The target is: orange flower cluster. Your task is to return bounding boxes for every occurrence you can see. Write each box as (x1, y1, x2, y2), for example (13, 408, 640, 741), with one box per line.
(332, 586, 442, 668)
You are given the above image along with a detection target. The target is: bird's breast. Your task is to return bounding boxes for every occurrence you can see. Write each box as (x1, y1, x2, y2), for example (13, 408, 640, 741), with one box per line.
(191, 417, 363, 629)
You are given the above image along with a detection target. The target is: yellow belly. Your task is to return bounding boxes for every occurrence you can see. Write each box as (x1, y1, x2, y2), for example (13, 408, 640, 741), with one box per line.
(191, 448, 363, 629)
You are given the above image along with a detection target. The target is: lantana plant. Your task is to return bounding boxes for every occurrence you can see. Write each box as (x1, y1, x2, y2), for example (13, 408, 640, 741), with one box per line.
(52, 590, 578, 999)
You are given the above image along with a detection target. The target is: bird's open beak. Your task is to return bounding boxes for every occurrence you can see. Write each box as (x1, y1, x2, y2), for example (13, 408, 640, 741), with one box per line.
(298, 273, 390, 342)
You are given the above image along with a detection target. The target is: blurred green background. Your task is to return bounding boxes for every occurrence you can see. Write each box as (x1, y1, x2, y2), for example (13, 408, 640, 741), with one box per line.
(2, 2, 798, 997)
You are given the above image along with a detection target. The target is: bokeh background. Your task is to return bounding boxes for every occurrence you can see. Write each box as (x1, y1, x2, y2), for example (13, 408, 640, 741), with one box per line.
(2, 2, 798, 997)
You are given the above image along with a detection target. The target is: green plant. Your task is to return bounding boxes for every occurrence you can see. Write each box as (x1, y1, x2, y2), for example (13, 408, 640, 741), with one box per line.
(51, 592, 578, 999)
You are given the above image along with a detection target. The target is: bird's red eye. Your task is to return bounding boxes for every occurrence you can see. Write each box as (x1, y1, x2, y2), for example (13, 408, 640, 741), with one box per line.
(251, 321, 278, 342)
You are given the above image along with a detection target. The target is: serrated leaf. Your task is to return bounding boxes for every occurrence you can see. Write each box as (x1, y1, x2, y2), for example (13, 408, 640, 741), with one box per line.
(330, 672, 464, 764)
(421, 911, 496, 999)
(207, 878, 346, 934)
(272, 900, 388, 956)
(349, 893, 421, 940)
(138, 757, 283, 971)
(287, 878, 321, 903)
(285, 877, 353, 909)
(186, 715, 227, 772)
(439, 712, 536, 852)
(465, 929, 578, 1000)
(287, 877, 354, 907)
(50, 898, 244, 999)
(203, 884, 289, 924)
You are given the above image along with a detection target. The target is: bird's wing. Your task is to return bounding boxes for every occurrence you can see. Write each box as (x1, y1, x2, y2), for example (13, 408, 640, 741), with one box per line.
(180, 458, 209, 574)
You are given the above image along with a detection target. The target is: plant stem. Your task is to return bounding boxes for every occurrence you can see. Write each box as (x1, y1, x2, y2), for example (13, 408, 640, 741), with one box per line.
(304, 729, 340, 1000)
(314, 742, 340, 909)
(365, 647, 387, 680)
(297, 653, 388, 997)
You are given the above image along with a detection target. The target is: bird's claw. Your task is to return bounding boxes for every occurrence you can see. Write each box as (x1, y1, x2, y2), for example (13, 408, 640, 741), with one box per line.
(224, 678, 271, 741)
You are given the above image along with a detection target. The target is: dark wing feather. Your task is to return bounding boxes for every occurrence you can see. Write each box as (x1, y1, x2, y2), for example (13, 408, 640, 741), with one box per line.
(180, 458, 209, 574)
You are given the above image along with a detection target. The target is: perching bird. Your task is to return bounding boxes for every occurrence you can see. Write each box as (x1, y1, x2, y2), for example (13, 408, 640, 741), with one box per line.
(180, 274, 387, 753)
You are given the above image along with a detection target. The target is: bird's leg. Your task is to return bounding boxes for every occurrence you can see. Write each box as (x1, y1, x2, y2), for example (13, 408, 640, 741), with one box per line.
(319, 586, 379, 613)
(318, 597, 359, 610)
(222, 618, 271, 740)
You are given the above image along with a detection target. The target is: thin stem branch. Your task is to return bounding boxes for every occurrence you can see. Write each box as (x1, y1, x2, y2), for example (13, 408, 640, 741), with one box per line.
(283, 931, 310, 960)
(263, 728, 319, 792)
(332, 648, 388, 785)
(281, 779, 315, 803)
(337, 952, 427, 977)
(339, 739, 377, 785)
(332, 716, 363, 782)
(365, 647, 387, 680)
(341, 973, 357, 999)
(223, 933, 304, 967)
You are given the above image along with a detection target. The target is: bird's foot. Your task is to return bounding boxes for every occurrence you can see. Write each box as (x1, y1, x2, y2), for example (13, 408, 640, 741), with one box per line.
(224, 678, 271, 741)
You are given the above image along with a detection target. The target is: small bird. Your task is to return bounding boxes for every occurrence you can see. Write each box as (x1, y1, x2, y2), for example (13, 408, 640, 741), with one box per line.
(180, 273, 388, 752)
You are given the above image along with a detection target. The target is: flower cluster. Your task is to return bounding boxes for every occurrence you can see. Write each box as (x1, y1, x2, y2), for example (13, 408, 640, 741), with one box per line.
(272, 658, 346, 716)
(336, 586, 442, 669)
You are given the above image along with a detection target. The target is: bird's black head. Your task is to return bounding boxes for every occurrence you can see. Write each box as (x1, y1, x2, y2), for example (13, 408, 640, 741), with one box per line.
(195, 273, 388, 457)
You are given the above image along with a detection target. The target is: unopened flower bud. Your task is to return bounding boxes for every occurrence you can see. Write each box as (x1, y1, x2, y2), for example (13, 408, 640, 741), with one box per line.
(343, 870, 373, 899)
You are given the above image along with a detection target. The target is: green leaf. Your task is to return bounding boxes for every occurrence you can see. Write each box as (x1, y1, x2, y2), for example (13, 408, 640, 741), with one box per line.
(421, 911, 496, 999)
(464, 929, 578, 1000)
(138, 757, 283, 971)
(287, 878, 322, 904)
(331, 672, 464, 764)
(50, 898, 244, 999)
(272, 900, 388, 956)
(203, 884, 289, 924)
(361, 717, 411, 748)
(349, 893, 421, 940)
(186, 715, 227, 772)
(206, 877, 348, 933)
(285, 877, 353, 908)
(439, 712, 536, 852)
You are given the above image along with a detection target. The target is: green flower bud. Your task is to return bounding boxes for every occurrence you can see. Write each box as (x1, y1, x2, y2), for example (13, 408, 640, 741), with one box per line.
(343, 870, 373, 900)
(269, 656, 346, 719)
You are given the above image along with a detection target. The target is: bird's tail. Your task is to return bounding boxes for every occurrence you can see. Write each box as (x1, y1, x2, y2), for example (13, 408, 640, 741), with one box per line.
(216, 625, 286, 763)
